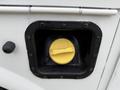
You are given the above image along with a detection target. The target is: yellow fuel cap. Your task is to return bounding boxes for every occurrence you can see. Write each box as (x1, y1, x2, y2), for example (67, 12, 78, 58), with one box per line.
(49, 38, 75, 65)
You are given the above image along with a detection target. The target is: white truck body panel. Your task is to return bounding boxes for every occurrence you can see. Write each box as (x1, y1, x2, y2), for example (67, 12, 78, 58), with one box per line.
(0, 0, 119, 90)
(0, 0, 120, 8)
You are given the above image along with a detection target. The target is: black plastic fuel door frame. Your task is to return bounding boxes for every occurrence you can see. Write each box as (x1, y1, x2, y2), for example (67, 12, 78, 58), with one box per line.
(25, 21, 102, 79)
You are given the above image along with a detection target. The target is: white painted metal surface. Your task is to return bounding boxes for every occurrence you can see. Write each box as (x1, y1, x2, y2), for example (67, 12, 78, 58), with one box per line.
(30, 7, 80, 14)
(0, 6, 29, 13)
(0, 0, 120, 8)
(0, 6, 117, 16)
(107, 51, 120, 90)
(0, 6, 119, 90)
(31, 7, 118, 15)
(0, 67, 43, 90)
(97, 12, 120, 90)
(81, 9, 118, 15)
(98, 14, 120, 90)
(0, 1, 119, 90)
